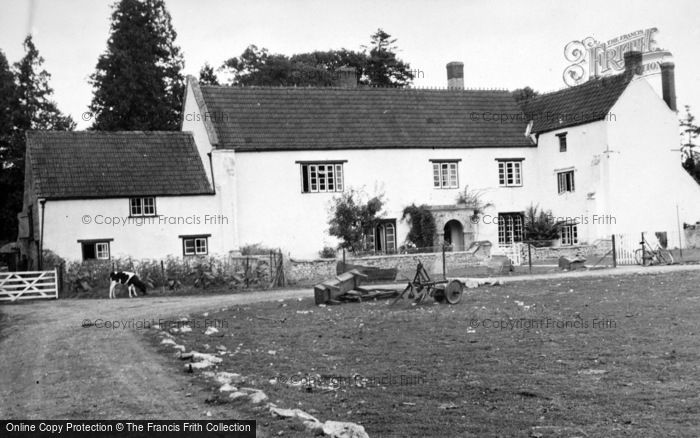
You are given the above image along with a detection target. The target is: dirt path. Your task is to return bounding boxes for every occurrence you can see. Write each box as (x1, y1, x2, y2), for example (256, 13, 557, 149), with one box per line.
(0, 289, 310, 419)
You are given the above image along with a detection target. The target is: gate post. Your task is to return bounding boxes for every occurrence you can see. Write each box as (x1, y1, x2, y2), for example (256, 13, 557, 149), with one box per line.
(611, 235, 617, 268)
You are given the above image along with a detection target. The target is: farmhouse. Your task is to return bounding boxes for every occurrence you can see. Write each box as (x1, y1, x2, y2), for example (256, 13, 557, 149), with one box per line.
(17, 51, 700, 266)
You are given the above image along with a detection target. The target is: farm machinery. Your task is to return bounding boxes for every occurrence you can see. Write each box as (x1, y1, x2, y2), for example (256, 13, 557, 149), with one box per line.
(314, 259, 463, 305)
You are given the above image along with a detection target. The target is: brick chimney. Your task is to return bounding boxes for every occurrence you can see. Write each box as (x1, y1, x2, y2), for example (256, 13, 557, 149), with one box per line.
(446, 62, 464, 90)
(336, 66, 357, 88)
(660, 62, 677, 111)
(623, 51, 643, 77)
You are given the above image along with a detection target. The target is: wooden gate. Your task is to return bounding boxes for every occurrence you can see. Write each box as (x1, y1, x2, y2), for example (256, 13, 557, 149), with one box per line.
(0, 269, 59, 301)
(614, 234, 640, 265)
(499, 243, 523, 266)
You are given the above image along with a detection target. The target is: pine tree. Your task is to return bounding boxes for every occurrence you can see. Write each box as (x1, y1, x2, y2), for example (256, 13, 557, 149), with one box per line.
(89, 0, 184, 130)
(364, 29, 414, 87)
(0, 37, 74, 242)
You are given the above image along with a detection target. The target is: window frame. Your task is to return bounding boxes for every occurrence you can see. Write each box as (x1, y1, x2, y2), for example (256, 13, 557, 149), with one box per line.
(497, 213, 524, 245)
(130, 197, 157, 217)
(78, 239, 113, 261)
(180, 234, 211, 256)
(557, 170, 575, 194)
(430, 159, 460, 189)
(496, 158, 524, 187)
(298, 161, 345, 194)
(556, 132, 568, 152)
(561, 224, 578, 246)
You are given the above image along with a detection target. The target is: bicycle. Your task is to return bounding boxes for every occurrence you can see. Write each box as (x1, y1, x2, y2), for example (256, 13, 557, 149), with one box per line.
(634, 236, 674, 266)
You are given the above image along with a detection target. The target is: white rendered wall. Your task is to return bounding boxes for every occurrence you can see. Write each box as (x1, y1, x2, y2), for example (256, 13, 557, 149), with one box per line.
(41, 195, 228, 261)
(234, 147, 539, 259)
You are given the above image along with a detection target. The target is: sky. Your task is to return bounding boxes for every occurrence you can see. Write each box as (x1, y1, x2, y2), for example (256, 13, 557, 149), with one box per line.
(0, 0, 699, 129)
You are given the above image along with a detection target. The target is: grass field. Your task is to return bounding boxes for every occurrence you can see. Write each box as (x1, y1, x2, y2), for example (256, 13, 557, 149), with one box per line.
(150, 270, 700, 437)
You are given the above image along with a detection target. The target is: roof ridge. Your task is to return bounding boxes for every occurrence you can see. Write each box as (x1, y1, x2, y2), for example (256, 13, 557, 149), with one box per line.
(202, 84, 510, 92)
(525, 72, 632, 103)
(27, 130, 192, 135)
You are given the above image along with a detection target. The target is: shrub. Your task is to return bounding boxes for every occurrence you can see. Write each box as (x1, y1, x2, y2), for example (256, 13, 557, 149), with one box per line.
(241, 243, 277, 255)
(524, 204, 561, 247)
(328, 188, 384, 252)
(318, 246, 337, 258)
(402, 204, 436, 249)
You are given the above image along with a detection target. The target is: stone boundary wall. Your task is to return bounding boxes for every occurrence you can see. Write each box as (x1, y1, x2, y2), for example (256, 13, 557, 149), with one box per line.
(288, 250, 488, 286)
(518, 240, 613, 262)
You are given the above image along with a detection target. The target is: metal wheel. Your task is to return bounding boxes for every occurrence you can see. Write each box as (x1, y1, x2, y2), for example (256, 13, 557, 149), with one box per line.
(657, 249, 674, 265)
(443, 280, 463, 304)
(634, 249, 651, 266)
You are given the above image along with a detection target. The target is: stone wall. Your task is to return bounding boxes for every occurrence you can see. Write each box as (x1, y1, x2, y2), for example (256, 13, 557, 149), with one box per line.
(518, 240, 612, 262)
(287, 250, 488, 286)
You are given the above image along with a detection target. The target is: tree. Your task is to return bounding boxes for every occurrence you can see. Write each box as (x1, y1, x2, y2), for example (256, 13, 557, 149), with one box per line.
(328, 189, 384, 252)
(364, 29, 413, 87)
(198, 63, 220, 86)
(0, 49, 18, 243)
(14, 36, 75, 132)
(401, 204, 436, 250)
(512, 86, 539, 103)
(89, 0, 184, 130)
(221, 29, 414, 87)
(523, 204, 561, 247)
(0, 37, 74, 243)
(679, 105, 700, 183)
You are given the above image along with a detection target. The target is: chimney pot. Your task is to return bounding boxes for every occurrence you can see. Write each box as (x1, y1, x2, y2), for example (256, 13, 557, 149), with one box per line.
(660, 62, 677, 111)
(446, 62, 464, 90)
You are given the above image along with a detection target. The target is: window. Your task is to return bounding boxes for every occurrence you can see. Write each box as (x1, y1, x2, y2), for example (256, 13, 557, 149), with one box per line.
(557, 132, 568, 152)
(432, 160, 459, 189)
(561, 224, 578, 245)
(130, 197, 156, 216)
(368, 220, 397, 254)
(498, 213, 523, 244)
(180, 234, 210, 256)
(497, 159, 523, 187)
(79, 239, 112, 261)
(557, 170, 575, 194)
(300, 162, 344, 193)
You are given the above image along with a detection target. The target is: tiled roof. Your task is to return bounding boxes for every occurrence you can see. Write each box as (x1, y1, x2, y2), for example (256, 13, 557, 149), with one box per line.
(197, 86, 533, 151)
(520, 73, 633, 134)
(26, 131, 212, 199)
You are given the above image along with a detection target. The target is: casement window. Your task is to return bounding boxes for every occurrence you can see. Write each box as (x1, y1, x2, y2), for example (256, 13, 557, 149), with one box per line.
(79, 239, 112, 261)
(431, 160, 460, 189)
(561, 224, 578, 245)
(557, 132, 568, 152)
(299, 162, 344, 193)
(130, 197, 156, 216)
(557, 170, 575, 194)
(497, 159, 523, 187)
(180, 234, 210, 256)
(498, 213, 524, 244)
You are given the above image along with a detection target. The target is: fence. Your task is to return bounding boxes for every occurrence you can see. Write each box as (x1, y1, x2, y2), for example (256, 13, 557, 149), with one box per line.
(0, 269, 59, 301)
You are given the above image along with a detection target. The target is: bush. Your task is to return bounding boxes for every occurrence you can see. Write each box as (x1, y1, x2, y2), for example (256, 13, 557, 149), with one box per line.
(402, 204, 436, 249)
(328, 188, 384, 252)
(241, 243, 277, 256)
(524, 204, 561, 247)
(318, 246, 337, 258)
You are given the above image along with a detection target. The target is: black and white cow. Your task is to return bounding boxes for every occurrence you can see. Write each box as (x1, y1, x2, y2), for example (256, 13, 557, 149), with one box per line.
(109, 271, 148, 299)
